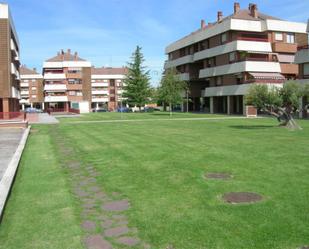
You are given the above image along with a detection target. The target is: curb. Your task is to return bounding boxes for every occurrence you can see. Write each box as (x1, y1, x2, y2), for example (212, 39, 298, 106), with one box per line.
(0, 126, 31, 221)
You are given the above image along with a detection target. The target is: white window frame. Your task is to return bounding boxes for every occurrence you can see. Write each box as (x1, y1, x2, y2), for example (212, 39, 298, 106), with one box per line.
(286, 33, 295, 44)
(275, 32, 283, 41)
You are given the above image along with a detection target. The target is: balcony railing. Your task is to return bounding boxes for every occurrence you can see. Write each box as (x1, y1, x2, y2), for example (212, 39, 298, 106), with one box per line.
(298, 45, 309, 51)
(236, 37, 269, 42)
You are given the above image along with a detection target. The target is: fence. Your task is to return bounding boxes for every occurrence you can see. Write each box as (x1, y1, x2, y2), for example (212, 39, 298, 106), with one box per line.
(0, 112, 26, 121)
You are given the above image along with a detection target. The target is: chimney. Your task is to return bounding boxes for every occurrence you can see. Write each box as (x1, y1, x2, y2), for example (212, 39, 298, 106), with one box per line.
(33, 67, 36, 72)
(61, 49, 64, 60)
(201, 19, 206, 29)
(67, 48, 71, 54)
(249, 3, 258, 18)
(234, 2, 240, 14)
(217, 11, 223, 22)
(74, 52, 78, 60)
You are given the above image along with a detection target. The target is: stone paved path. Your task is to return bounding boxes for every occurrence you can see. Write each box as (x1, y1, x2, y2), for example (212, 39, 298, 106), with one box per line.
(52, 129, 150, 249)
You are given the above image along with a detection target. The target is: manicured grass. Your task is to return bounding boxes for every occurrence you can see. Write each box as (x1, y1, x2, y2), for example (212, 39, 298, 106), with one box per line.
(0, 126, 83, 249)
(1, 114, 309, 249)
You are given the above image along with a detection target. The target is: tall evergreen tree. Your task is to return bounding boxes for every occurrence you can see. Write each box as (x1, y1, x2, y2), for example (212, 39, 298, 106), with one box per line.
(123, 46, 151, 111)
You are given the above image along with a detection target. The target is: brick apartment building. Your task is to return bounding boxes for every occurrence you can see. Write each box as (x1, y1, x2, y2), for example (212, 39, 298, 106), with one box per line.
(0, 3, 20, 114)
(295, 20, 309, 118)
(164, 2, 308, 115)
(42, 49, 128, 113)
(42, 49, 92, 113)
(91, 67, 128, 111)
(20, 65, 44, 110)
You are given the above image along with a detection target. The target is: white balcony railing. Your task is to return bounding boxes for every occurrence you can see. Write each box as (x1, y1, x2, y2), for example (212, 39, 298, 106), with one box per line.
(199, 61, 281, 78)
(44, 96, 68, 102)
(44, 84, 67, 91)
(21, 90, 29, 95)
(11, 63, 20, 79)
(11, 87, 21, 99)
(92, 82, 109, 87)
(20, 82, 29, 87)
(165, 54, 194, 69)
(92, 97, 109, 102)
(44, 73, 66, 80)
(92, 90, 109, 95)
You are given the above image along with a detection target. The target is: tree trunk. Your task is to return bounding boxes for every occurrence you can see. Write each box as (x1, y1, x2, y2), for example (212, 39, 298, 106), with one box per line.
(264, 107, 302, 130)
(169, 102, 172, 116)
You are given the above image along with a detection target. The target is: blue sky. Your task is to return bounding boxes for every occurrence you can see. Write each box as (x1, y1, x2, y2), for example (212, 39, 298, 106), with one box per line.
(5, 0, 309, 85)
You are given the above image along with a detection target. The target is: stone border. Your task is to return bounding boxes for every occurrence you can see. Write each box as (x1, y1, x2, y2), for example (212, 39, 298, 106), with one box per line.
(0, 126, 30, 221)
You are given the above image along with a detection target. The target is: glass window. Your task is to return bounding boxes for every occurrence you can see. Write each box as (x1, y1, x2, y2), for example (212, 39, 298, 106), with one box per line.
(32, 87, 37, 90)
(69, 91, 76, 96)
(32, 79, 36, 82)
(76, 91, 83, 96)
(229, 52, 236, 62)
(304, 63, 309, 76)
(286, 33, 295, 43)
(221, 33, 227, 44)
(275, 32, 283, 41)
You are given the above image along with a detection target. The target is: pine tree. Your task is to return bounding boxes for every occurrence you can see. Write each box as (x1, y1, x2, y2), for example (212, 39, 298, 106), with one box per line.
(123, 46, 151, 111)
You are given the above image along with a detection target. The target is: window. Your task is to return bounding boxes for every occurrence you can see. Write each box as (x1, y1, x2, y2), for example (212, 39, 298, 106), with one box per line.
(24, 80, 29, 83)
(110, 80, 115, 87)
(69, 91, 76, 96)
(275, 32, 283, 41)
(32, 86, 37, 90)
(229, 52, 236, 63)
(215, 76, 223, 86)
(304, 63, 309, 76)
(110, 97, 115, 102)
(32, 79, 36, 82)
(221, 33, 227, 44)
(286, 33, 295, 44)
(91, 80, 96, 83)
(76, 91, 83, 96)
(32, 95, 37, 98)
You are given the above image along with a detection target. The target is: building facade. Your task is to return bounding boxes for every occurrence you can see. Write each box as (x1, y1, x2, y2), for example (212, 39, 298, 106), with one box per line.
(295, 20, 309, 118)
(0, 3, 20, 114)
(164, 2, 308, 115)
(91, 67, 128, 111)
(42, 49, 92, 113)
(20, 66, 44, 110)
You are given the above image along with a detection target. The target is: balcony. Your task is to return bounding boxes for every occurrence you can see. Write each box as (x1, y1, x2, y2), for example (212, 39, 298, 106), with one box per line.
(20, 82, 29, 87)
(203, 83, 283, 97)
(44, 84, 67, 91)
(92, 97, 109, 102)
(295, 47, 309, 64)
(44, 73, 66, 80)
(193, 40, 272, 62)
(165, 54, 194, 69)
(10, 39, 19, 57)
(92, 82, 109, 87)
(92, 90, 109, 95)
(177, 73, 190, 81)
(280, 64, 298, 75)
(272, 42, 297, 53)
(21, 90, 29, 95)
(44, 95, 68, 102)
(11, 63, 20, 79)
(199, 61, 281, 78)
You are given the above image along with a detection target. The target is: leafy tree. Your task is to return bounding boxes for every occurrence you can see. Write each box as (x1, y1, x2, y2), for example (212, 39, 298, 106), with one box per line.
(158, 68, 187, 115)
(245, 82, 308, 130)
(123, 46, 151, 111)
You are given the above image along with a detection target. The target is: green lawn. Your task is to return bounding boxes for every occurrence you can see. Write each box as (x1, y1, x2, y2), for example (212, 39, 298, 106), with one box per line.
(1, 113, 309, 249)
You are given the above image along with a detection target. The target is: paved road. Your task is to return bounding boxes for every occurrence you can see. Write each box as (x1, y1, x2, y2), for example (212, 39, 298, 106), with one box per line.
(0, 128, 24, 181)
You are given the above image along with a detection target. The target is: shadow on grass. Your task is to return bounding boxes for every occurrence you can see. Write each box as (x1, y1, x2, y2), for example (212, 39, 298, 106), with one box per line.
(229, 125, 276, 130)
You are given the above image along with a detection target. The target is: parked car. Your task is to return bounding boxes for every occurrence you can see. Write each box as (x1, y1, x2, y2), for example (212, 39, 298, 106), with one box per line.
(25, 107, 43, 113)
(117, 107, 131, 113)
(144, 107, 160, 112)
(92, 108, 107, 113)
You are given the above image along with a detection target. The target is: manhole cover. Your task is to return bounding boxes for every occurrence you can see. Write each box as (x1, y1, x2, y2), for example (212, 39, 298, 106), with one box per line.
(223, 192, 263, 204)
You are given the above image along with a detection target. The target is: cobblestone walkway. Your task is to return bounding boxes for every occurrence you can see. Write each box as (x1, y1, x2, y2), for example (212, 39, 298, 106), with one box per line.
(53, 130, 150, 249)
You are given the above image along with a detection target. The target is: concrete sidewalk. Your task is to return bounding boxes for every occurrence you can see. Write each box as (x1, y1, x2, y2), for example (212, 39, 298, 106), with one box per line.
(0, 129, 24, 181)
(29, 113, 59, 124)
(0, 127, 30, 219)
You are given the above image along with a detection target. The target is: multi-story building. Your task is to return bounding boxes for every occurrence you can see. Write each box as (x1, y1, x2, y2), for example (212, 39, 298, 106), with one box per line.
(20, 65, 44, 110)
(42, 49, 92, 113)
(91, 67, 128, 111)
(0, 3, 20, 114)
(295, 20, 309, 118)
(164, 2, 308, 115)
